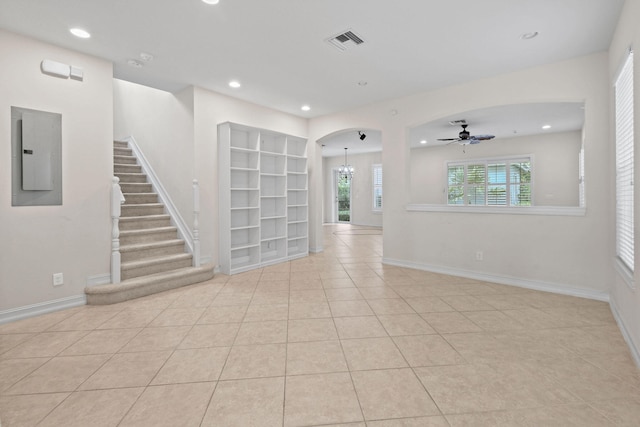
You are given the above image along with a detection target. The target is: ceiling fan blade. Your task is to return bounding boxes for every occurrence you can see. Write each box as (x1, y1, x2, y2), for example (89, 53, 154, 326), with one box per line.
(470, 134, 495, 140)
(437, 138, 459, 141)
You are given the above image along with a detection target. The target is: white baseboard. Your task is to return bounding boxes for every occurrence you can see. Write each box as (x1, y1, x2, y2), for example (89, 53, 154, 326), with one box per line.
(86, 274, 111, 287)
(382, 257, 610, 302)
(609, 299, 640, 369)
(309, 246, 323, 254)
(0, 295, 87, 325)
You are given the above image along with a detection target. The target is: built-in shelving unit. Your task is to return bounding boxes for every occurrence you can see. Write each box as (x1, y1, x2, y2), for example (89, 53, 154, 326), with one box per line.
(219, 122, 308, 274)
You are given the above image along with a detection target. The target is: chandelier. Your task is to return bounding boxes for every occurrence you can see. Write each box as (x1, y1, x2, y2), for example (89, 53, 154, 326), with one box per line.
(338, 147, 354, 180)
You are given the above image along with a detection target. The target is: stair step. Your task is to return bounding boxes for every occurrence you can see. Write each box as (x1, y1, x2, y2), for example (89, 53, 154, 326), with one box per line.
(120, 183, 153, 194)
(116, 173, 147, 183)
(121, 253, 193, 280)
(85, 264, 215, 305)
(115, 164, 143, 174)
(123, 193, 158, 204)
(113, 155, 137, 165)
(119, 214, 172, 230)
(114, 147, 132, 156)
(120, 239, 185, 262)
(121, 203, 164, 217)
(114, 140, 129, 149)
(120, 226, 178, 245)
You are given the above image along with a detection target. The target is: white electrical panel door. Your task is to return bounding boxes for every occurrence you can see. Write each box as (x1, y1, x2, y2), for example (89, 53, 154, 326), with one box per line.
(21, 111, 56, 190)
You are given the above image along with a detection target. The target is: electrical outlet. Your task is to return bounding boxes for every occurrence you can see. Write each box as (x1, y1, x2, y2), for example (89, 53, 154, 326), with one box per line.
(52, 273, 64, 286)
(475, 251, 483, 261)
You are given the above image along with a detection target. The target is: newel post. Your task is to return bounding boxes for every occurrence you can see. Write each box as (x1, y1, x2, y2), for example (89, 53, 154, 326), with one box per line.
(111, 177, 124, 284)
(193, 179, 201, 267)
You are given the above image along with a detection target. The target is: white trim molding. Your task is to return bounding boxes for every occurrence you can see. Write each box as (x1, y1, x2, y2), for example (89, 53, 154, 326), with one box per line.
(609, 298, 640, 369)
(0, 295, 86, 325)
(406, 204, 586, 216)
(382, 256, 609, 302)
(122, 136, 195, 254)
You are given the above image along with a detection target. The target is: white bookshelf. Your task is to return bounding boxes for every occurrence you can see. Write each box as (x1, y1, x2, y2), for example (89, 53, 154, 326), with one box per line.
(219, 122, 308, 274)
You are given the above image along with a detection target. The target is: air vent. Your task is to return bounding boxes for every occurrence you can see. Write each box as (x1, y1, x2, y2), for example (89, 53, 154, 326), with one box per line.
(326, 29, 365, 51)
(448, 119, 467, 126)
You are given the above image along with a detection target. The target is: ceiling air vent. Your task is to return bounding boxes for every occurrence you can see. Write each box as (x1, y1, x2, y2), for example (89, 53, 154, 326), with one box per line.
(326, 29, 365, 51)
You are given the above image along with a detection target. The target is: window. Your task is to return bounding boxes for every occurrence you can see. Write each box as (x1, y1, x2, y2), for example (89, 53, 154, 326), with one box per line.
(447, 158, 531, 206)
(615, 49, 634, 272)
(373, 164, 382, 211)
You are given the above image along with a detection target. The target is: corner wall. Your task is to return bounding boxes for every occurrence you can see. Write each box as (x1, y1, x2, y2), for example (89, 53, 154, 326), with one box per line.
(0, 31, 113, 313)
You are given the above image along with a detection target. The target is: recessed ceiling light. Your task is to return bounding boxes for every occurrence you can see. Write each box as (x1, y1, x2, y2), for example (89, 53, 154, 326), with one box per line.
(228, 80, 241, 88)
(358, 81, 368, 86)
(70, 28, 91, 39)
(301, 105, 311, 111)
(420, 140, 427, 144)
(542, 124, 551, 129)
(520, 31, 539, 40)
(202, 0, 220, 4)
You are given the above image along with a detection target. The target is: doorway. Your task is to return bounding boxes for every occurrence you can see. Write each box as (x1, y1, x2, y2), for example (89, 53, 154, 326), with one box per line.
(336, 171, 351, 223)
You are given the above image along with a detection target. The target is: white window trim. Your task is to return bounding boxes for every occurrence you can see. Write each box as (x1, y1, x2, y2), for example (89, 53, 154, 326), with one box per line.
(445, 155, 534, 207)
(372, 163, 383, 212)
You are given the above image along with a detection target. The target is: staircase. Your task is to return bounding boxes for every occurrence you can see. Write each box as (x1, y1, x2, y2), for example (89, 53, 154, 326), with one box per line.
(85, 140, 214, 305)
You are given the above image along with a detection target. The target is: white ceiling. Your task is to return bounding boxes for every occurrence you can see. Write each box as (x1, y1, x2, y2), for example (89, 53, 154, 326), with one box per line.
(0, 0, 624, 119)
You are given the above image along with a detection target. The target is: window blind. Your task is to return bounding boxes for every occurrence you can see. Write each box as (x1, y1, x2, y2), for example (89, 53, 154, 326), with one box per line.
(615, 49, 634, 272)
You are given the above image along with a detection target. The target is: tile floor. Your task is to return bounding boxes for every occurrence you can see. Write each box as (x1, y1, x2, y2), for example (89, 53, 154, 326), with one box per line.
(1, 224, 640, 426)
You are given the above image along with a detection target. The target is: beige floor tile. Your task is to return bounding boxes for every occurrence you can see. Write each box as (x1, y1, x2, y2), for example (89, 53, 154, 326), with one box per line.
(220, 343, 286, 380)
(244, 303, 289, 321)
(6, 354, 110, 394)
(48, 310, 121, 331)
(420, 312, 482, 334)
(367, 416, 449, 426)
(2, 330, 88, 358)
(79, 351, 171, 390)
(202, 377, 284, 426)
(148, 307, 205, 327)
(320, 270, 351, 279)
(325, 288, 364, 301)
(288, 301, 332, 319)
(329, 300, 374, 317)
(256, 280, 291, 292)
(0, 310, 78, 334)
(405, 297, 454, 313)
(290, 289, 328, 303)
(393, 335, 466, 367)
(96, 309, 163, 329)
(289, 279, 324, 290)
(322, 278, 357, 289)
(440, 295, 495, 311)
(477, 294, 532, 310)
(119, 382, 215, 427)
(198, 305, 247, 324)
(357, 287, 401, 299)
(60, 328, 140, 356)
(0, 393, 69, 426)
(415, 363, 578, 414)
(334, 316, 388, 339)
(367, 299, 415, 315)
(288, 318, 339, 342)
(501, 307, 559, 329)
(234, 320, 287, 345)
(351, 368, 439, 420)
(377, 314, 437, 336)
(119, 326, 191, 352)
(341, 337, 407, 371)
(286, 340, 348, 375)
(284, 372, 363, 426)
(152, 347, 230, 384)
(580, 351, 640, 389)
(589, 397, 640, 425)
(422, 283, 469, 296)
(394, 286, 435, 298)
(0, 333, 35, 356)
(446, 404, 613, 426)
(462, 310, 524, 331)
(38, 387, 144, 427)
(250, 291, 290, 305)
(0, 357, 49, 392)
(211, 293, 253, 306)
(178, 323, 240, 349)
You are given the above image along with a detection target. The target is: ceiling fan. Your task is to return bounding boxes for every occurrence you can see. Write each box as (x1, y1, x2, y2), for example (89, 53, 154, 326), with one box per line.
(437, 124, 495, 145)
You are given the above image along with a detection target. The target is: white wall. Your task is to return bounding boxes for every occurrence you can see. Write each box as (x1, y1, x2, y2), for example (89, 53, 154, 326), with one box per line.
(410, 130, 581, 206)
(0, 31, 113, 312)
(323, 151, 383, 226)
(608, 0, 640, 364)
(309, 52, 611, 298)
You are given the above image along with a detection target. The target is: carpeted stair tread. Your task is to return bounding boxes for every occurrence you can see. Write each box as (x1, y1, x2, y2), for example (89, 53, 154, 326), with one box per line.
(120, 239, 184, 253)
(121, 252, 192, 270)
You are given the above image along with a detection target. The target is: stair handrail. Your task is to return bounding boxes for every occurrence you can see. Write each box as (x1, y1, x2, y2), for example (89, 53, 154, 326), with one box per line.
(193, 179, 201, 267)
(111, 176, 125, 284)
